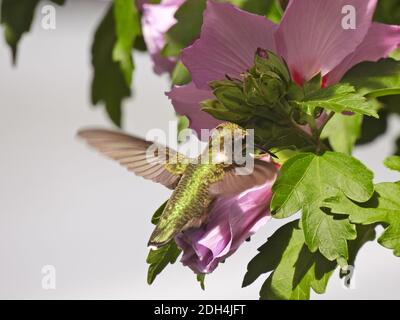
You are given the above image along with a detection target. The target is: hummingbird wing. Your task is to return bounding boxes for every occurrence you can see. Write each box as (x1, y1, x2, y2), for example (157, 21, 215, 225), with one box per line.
(209, 158, 278, 196)
(78, 128, 190, 189)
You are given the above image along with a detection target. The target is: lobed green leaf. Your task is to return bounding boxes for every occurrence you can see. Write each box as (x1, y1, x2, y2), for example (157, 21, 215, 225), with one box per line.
(293, 83, 378, 118)
(323, 183, 400, 256)
(243, 220, 336, 300)
(271, 152, 374, 261)
(321, 113, 363, 155)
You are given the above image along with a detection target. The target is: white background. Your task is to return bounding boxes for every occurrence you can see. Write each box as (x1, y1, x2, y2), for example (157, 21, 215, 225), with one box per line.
(0, 0, 399, 299)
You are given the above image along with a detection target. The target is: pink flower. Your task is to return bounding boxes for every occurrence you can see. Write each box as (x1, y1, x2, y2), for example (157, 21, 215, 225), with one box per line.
(142, 0, 185, 74)
(175, 163, 277, 274)
(168, 0, 400, 135)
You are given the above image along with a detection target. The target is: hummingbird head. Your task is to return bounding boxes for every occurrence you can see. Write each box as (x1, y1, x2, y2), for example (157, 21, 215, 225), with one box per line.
(208, 123, 248, 164)
(211, 122, 248, 139)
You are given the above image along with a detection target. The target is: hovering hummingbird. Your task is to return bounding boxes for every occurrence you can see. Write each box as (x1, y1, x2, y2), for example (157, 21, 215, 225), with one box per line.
(78, 123, 277, 248)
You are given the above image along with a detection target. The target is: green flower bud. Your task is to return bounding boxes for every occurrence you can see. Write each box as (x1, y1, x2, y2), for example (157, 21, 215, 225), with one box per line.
(291, 106, 309, 126)
(201, 99, 250, 123)
(243, 74, 267, 106)
(212, 85, 252, 114)
(254, 48, 291, 84)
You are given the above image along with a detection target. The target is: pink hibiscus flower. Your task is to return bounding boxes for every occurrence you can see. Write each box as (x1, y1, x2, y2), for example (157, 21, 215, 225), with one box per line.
(175, 171, 276, 274)
(141, 0, 186, 74)
(167, 0, 400, 274)
(169, 0, 400, 135)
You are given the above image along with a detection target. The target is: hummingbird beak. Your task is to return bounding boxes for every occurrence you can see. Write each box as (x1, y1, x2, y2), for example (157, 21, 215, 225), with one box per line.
(254, 144, 278, 159)
(240, 136, 278, 159)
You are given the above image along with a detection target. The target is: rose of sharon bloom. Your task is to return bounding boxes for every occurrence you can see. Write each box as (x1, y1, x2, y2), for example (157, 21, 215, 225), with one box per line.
(142, 0, 185, 74)
(167, 0, 400, 274)
(168, 0, 400, 135)
(175, 158, 278, 274)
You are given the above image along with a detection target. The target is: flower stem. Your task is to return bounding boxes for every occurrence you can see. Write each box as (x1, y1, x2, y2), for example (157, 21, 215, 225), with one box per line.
(317, 111, 335, 137)
(315, 111, 335, 154)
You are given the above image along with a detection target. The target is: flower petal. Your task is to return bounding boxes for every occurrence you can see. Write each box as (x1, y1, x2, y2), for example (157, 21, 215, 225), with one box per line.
(275, 0, 378, 83)
(166, 83, 221, 137)
(182, 1, 277, 89)
(142, 0, 185, 74)
(176, 177, 274, 274)
(326, 23, 400, 85)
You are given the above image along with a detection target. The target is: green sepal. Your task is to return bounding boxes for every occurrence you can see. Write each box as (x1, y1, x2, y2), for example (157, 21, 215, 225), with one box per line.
(201, 99, 251, 123)
(147, 242, 182, 285)
(196, 274, 206, 290)
(171, 61, 191, 86)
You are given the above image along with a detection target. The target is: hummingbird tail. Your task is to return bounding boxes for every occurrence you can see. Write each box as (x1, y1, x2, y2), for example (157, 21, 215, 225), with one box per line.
(147, 226, 176, 248)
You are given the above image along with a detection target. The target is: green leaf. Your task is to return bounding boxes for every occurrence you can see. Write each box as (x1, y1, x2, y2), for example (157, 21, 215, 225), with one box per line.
(323, 183, 400, 256)
(1, 0, 41, 63)
(91, 4, 131, 127)
(391, 49, 400, 61)
(271, 152, 374, 261)
(264, 0, 283, 23)
(243, 220, 336, 300)
(162, 0, 206, 57)
(171, 61, 192, 86)
(384, 156, 400, 172)
(147, 242, 182, 285)
(321, 113, 363, 155)
(112, 0, 140, 86)
(293, 84, 378, 118)
(196, 274, 206, 290)
(272, 152, 375, 217)
(251, 121, 311, 152)
(374, 0, 400, 24)
(342, 59, 400, 99)
(0, 0, 66, 63)
(177, 115, 190, 143)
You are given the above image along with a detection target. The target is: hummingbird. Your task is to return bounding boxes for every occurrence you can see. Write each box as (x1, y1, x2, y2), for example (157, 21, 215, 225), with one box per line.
(78, 123, 277, 248)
